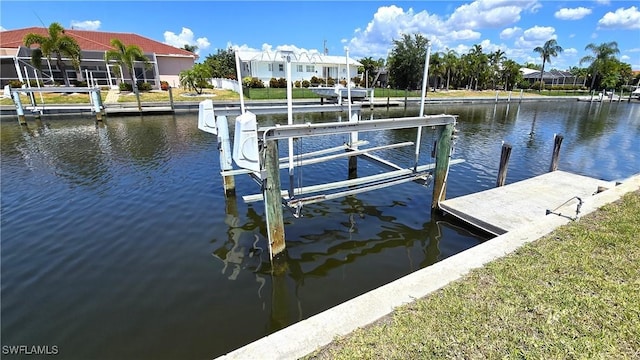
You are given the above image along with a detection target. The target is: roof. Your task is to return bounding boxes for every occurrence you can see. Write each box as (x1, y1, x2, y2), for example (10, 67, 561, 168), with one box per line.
(237, 49, 361, 66)
(0, 27, 196, 58)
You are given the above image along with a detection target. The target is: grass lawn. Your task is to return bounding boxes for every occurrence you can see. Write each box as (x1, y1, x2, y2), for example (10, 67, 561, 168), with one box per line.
(1, 87, 560, 107)
(308, 190, 640, 359)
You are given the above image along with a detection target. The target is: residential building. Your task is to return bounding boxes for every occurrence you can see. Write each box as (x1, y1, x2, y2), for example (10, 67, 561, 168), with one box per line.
(235, 49, 362, 86)
(0, 27, 197, 89)
(520, 67, 586, 87)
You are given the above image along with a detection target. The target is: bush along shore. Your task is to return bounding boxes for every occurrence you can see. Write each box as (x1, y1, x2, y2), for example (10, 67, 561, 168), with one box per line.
(308, 190, 640, 359)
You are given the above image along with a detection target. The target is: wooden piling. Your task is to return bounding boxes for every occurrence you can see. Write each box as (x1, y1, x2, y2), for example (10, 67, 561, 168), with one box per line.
(549, 134, 563, 172)
(431, 123, 454, 209)
(263, 139, 286, 259)
(496, 142, 512, 187)
(168, 86, 175, 110)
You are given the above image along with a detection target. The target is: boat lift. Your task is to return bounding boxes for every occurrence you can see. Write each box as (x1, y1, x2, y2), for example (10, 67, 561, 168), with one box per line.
(198, 45, 461, 260)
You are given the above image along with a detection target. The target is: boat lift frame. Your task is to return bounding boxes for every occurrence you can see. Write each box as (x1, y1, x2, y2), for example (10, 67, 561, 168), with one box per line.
(199, 43, 459, 261)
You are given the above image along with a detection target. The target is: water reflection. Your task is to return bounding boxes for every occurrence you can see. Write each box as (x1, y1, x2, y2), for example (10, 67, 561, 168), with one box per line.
(210, 188, 485, 335)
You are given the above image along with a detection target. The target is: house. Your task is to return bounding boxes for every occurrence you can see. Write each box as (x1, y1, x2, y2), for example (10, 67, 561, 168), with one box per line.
(0, 27, 197, 89)
(235, 49, 362, 87)
(520, 67, 585, 87)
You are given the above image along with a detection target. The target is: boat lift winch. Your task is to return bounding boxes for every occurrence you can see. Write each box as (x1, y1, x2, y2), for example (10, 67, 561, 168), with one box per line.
(198, 45, 462, 260)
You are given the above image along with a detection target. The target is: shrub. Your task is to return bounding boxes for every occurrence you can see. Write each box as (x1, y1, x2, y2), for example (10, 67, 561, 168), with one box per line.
(327, 77, 336, 86)
(243, 77, 264, 88)
(72, 80, 88, 87)
(137, 81, 152, 92)
(269, 78, 279, 88)
(119, 82, 133, 92)
(294, 80, 301, 88)
(302, 80, 310, 88)
(160, 81, 169, 91)
(8, 80, 23, 88)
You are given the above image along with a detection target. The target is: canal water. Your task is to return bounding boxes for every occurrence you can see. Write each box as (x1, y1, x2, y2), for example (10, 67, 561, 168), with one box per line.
(1, 100, 638, 359)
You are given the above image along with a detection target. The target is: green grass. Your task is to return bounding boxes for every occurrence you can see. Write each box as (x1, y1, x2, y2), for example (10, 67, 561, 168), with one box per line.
(308, 191, 640, 359)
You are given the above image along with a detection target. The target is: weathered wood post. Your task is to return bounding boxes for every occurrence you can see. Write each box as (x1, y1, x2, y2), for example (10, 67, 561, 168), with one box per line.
(431, 123, 454, 210)
(496, 142, 512, 187)
(549, 134, 564, 172)
(168, 86, 175, 111)
(263, 139, 286, 260)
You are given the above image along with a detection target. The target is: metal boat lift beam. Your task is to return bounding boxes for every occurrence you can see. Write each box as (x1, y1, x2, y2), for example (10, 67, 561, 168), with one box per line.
(213, 104, 361, 117)
(260, 115, 456, 142)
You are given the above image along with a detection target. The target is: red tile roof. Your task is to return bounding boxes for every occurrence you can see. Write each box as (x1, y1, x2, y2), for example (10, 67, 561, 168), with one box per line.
(1, 27, 196, 58)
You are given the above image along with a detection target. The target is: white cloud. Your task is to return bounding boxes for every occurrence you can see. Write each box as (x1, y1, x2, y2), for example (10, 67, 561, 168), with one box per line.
(344, 1, 541, 59)
(500, 27, 521, 39)
(70, 20, 101, 31)
(595, 0, 610, 5)
(554, 7, 592, 20)
(163, 27, 211, 55)
(446, 0, 540, 28)
(515, 26, 557, 48)
(0, 26, 6, 32)
(597, 6, 640, 29)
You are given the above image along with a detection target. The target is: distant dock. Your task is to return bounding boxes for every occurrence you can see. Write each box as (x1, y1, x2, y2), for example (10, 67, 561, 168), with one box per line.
(438, 170, 616, 236)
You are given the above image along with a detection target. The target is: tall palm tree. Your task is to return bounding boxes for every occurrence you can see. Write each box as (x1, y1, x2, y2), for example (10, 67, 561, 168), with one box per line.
(105, 38, 151, 110)
(182, 44, 198, 53)
(468, 44, 487, 90)
(441, 49, 458, 91)
(533, 39, 563, 91)
(579, 41, 619, 91)
(488, 49, 506, 89)
(23, 22, 81, 87)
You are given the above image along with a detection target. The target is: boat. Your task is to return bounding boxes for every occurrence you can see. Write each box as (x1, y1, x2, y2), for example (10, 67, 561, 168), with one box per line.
(309, 85, 370, 100)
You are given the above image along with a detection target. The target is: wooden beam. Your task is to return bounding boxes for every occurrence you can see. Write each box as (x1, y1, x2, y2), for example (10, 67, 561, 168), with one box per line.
(432, 123, 454, 209)
(263, 139, 286, 259)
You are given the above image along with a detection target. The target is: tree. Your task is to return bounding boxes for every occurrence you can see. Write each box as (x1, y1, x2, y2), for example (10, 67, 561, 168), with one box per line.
(488, 49, 506, 89)
(467, 44, 488, 90)
(358, 56, 381, 87)
(179, 63, 213, 94)
(441, 49, 459, 90)
(580, 41, 620, 91)
(105, 38, 151, 110)
(204, 48, 236, 79)
(182, 44, 198, 53)
(500, 59, 522, 91)
(533, 39, 563, 91)
(23, 22, 81, 87)
(387, 33, 429, 90)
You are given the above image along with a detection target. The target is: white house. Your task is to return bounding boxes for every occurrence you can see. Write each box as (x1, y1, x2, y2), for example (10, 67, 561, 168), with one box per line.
(235, 49, 362, 86)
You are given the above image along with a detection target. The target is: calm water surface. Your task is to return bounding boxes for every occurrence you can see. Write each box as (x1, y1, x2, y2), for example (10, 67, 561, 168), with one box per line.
(1, 100, 638, 359)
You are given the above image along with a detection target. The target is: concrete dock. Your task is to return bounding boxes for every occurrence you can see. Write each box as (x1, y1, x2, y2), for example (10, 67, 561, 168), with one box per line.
(216, 173, 638, 360)
(438, 171, 616, 236)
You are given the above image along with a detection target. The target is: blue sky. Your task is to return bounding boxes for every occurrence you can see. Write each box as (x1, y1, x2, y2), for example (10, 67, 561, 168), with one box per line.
(1, 1, 639, 70)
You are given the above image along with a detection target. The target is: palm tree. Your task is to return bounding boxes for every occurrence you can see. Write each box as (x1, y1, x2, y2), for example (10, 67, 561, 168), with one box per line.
(488, 49, 506, 89)
(579, 41, 619, 91)
(182, 44, 198, 53)
(23, 22, 81, 87)
(441, 49, 458, 91)
(467, 44, 487, 90)
(533, 39, 563, 91)
(105, 38, 151, 110)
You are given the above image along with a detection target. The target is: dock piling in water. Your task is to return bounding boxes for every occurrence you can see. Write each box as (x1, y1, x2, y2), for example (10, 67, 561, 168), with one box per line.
(432, 123, 454, 210)
(549, 134, 564, 172)
(496, 142, 512, 187)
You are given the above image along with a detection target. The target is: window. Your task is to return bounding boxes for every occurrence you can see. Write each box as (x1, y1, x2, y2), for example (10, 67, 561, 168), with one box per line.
(296, 65, 303, 72)
(306, 65, 315, 72)
(268, 64, 273, 71)
(278, 63, 284, 72)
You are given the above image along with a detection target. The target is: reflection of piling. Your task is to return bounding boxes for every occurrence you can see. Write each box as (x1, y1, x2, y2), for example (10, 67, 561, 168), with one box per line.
(496, 143, 512, 187)
(549, 134, 563, 172)
(431, 123, 454, 209)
